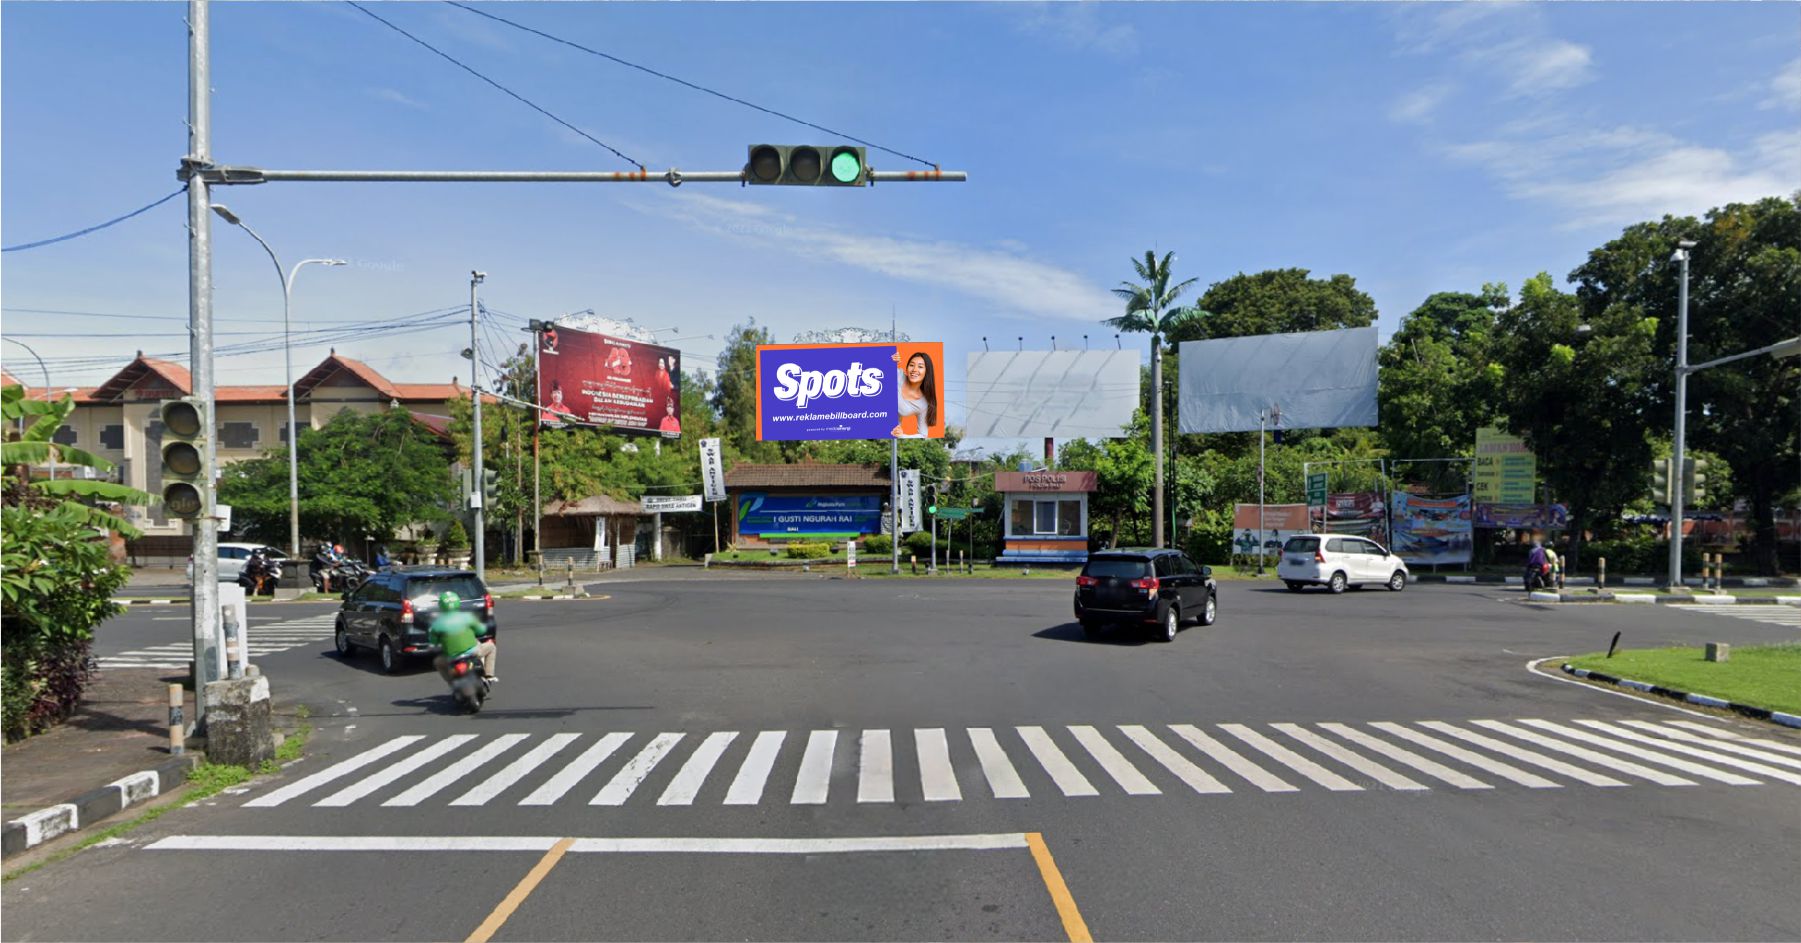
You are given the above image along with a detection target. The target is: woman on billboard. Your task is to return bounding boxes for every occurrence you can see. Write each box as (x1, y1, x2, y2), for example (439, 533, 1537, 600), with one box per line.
(890, 349, 939, 438)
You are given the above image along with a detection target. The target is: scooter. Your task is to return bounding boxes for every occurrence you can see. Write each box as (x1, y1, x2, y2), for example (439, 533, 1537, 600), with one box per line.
(238, 559, 281, 596)
(446, 651, 490, 714)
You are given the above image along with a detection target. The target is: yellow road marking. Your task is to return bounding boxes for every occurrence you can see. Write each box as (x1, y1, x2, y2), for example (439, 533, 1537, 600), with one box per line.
(466, 837, 575, 943)
(1026, 832, 1092, 943)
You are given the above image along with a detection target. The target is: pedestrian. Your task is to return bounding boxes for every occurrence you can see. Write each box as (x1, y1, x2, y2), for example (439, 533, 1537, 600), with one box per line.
(1543, 543, 1561, 590)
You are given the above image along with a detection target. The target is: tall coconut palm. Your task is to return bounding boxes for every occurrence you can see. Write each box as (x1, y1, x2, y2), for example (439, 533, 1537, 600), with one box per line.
(1107, 250, 1205, 548)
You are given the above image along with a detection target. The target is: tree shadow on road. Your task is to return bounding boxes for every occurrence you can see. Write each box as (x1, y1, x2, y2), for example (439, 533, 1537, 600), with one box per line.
(379, 697, 657, 719)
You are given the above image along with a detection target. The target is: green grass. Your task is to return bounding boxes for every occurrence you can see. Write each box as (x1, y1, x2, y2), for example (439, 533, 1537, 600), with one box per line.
(1566, 642, 1801, 715)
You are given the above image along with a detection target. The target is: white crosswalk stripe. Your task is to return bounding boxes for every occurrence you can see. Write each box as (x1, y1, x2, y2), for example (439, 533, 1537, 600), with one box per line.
(98, 613, 339, 669)
(235, 719, 1801, 812)
(1692, 604, 1801, 628)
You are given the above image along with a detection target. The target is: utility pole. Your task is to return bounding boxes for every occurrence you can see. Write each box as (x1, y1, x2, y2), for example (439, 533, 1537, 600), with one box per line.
(470, 271, 486, 582)
(1669, 240, 1694, 592)
(184, 0, 220, 729)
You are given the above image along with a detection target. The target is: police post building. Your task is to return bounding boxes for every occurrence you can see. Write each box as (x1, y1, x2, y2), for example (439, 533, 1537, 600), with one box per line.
(995, 470, 1097, 566)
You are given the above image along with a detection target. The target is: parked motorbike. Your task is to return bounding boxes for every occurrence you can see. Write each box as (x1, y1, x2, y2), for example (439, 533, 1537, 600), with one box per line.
(446, 651, 490, 713)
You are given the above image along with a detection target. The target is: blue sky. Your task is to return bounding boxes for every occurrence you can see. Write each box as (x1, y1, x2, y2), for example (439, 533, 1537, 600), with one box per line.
(4, 1, 1798, 431)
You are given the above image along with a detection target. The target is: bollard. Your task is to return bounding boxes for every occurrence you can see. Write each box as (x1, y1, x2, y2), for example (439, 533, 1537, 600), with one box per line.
(910, 554, 917, 575)
(1597, 557, 1606, 590)
(1705, 642, 1730, 663)
(566, 557, 576, 591)
(537, 553, 545, 587)
(168, 683, 185, 755)
(1606, 631, 1622, 659)
(959, 550, 965, 575)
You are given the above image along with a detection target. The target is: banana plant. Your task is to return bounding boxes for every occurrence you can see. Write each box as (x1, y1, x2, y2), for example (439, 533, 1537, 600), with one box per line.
(2, 385, 152, 537)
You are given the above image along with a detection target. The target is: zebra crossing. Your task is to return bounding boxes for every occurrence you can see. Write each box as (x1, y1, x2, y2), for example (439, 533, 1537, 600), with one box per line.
(1692, 603, 1801, 628)
(96, 613, 338, 670)
(239, 717, 1801, 812)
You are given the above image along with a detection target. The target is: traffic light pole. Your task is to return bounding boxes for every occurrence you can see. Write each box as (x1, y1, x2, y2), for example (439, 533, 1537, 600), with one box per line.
(1669, 244, 1691, 591)
(184, 0, 220, 731)
(470, 272, 486, 583)
(194, 168, 966, 185)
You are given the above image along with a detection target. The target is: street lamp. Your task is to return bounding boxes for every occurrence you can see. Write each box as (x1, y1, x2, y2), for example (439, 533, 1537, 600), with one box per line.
(210, 203, 345, 561)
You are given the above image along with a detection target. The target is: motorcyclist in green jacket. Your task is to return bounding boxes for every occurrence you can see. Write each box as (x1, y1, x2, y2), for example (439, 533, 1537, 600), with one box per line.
(429, 591, 496, 683)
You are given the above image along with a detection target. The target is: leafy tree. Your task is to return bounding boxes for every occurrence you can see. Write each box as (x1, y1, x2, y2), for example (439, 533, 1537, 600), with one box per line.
(1493, 272, 1661, 570)
(1106, 251, 1204, 548)
(1059, 411, 1154, 547)
(2, 388, 149, 740)
(220, 408, 455, 547)
(1170, 268, 1377, 343)
(1569, 194, 1801, 573)
(711, 319, 783, 463)
(1378, 286, 1508, 491)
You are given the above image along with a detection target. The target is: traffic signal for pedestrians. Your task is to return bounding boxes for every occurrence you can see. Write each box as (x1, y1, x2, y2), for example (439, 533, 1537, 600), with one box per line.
(1650, 458, 1671, 507)
(745, 144, 868, 186)
(159, 397, 208, 519)
(1684, 458, 1708, 506)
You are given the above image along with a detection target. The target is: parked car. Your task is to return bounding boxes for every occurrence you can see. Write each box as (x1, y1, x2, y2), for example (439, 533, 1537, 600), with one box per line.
(1277, 534, 1409, 593)
(186, 543, 288, 583)
(1073, 548, 1217, 642)
(333, 568, 497, 674)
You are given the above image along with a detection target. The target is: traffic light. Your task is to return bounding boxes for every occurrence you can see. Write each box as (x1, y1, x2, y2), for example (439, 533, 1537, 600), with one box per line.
(745, 144, 868, 186)
(1684, 458, 1708, 506)
(482, 469, 499, 503)
(1650, 458, 1671, 507)
(159, 397, 207, 519)
(927, 503, 938, 516)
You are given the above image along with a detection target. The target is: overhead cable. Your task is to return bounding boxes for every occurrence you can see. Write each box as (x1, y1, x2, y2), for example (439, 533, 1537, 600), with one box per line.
(444, 1, 938, 168)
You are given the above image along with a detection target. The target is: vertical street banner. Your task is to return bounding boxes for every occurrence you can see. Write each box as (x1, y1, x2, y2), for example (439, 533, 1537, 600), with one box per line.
(755, 342, 946, 441)
(538, 323, 683, 436)
(1391, 493, 1473, 565)
(899, 470, 922, 534)
(699, 438, 726, 502)
(1473, 426, 1536, 504)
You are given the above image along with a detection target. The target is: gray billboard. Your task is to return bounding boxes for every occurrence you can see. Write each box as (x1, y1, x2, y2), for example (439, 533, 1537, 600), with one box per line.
(1177, 326, 1378, 434)
(962, 350, 1141, 439)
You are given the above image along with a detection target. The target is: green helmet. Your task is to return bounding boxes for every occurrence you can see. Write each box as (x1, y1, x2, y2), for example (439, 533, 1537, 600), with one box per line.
(438, 591, 461, 611)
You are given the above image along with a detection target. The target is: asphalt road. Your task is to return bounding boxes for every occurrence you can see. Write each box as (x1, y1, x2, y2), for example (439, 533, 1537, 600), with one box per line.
(9, 578, 1801, 942)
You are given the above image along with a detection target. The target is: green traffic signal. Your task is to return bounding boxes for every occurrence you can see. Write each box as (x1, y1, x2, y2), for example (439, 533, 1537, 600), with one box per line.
(830, 148, 863, 184)
(745, 144, 867, 186)
(927, 505, 938, 515)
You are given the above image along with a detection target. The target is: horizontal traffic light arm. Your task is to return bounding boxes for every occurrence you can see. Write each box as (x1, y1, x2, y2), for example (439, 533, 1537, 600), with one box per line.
(197, 165, 967, 186)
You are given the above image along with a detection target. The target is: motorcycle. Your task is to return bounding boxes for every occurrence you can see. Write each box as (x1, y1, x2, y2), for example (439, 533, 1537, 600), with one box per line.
(1524, 563, 1554, 591)
(238, 558, 281, 596)
(311, 559, 369, 594)
(446, 651, 490, 713)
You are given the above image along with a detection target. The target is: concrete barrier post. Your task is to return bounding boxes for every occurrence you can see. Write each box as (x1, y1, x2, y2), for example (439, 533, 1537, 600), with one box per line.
(1597, 557, 1606, 590)
(202, 675, 274, 768)
(1705, 642, 1729, 662)
(168, 683, 185, 756)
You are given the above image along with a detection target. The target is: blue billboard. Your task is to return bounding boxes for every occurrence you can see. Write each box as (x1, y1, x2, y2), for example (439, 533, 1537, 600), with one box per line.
(736, 492, 884, 538)
(755, 342, 945, 441)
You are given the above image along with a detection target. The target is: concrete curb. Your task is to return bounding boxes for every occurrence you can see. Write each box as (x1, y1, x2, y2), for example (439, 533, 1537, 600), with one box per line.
(1529, 592, 1801, 606)
(1559, 663, 1801, 730)
(2, 754, 199, 859)
(1415, 574, 1800, 588)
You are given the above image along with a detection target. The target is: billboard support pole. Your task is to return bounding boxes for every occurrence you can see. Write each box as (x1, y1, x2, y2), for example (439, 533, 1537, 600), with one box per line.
(532, 330, 541, 564)
(469, 271, 486, 583)
(1257, 411, 1265, 576)
(891, 317, 901, 575)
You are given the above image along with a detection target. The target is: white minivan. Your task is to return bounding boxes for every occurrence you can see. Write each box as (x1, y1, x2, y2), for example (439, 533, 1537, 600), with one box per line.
(1277, 534, 1408, 593)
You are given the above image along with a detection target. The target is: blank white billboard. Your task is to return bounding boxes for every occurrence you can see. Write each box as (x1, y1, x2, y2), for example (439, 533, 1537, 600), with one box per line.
(962, 350, 1141, 439)
(1177, 326, 1378, 434)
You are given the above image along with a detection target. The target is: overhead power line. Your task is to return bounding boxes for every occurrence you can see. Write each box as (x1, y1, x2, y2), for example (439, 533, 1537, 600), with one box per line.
(346, 1, 642, 170)
(2, 187, 187, 253)
(444, 1, 938, 169)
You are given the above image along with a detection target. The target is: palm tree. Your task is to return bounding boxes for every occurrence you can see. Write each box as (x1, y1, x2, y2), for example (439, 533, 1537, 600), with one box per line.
(1107, 250, 1205, 548)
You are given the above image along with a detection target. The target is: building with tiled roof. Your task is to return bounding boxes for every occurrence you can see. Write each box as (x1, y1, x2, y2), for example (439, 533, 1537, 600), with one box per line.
(40, 351, 492, 538)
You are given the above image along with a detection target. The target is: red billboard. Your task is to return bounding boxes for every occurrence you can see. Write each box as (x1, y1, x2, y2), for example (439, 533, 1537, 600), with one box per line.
(537, 324, 681, 436)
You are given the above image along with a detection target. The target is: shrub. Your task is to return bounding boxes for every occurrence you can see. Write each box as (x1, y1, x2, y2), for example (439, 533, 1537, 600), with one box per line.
(904, 530, 935, 559)
(1580, 536, 1701, 575)
(783, 542, 833, 560)
(442, 519, 470, 551)
(860, 534, 893, 556)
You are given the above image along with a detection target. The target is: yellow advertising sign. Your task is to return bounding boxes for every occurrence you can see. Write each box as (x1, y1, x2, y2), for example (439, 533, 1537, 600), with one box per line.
(1473, 427, 1536, 504)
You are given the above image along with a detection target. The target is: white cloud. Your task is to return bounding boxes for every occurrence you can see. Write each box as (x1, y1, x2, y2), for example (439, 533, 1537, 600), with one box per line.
(370, 87, 428, 110)
(1763, 56, 1801, 111)
(1448, 122, 1801, 229)
(1493, 39, 1594, 97)
(637, 192, 1117, 321)
(1388, 84, 1455, 124)
(1012, 3, 1138, 58)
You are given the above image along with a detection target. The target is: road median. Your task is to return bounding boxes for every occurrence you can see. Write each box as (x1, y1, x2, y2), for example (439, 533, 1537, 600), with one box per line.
(1562, 643, 1801, 728)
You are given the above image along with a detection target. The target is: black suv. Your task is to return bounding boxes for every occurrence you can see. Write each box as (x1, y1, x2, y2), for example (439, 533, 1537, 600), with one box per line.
(1074, 548, 1217, 642)
(333, 569, 496, 674)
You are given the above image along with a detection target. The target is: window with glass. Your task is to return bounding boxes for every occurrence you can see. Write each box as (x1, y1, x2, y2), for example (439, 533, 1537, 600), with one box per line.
(1007, 495, 1087, 536)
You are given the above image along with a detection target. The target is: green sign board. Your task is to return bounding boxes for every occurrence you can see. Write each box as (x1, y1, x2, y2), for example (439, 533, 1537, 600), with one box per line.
(933, 507, 972, 520)
(1306, 472, 1328, 507)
